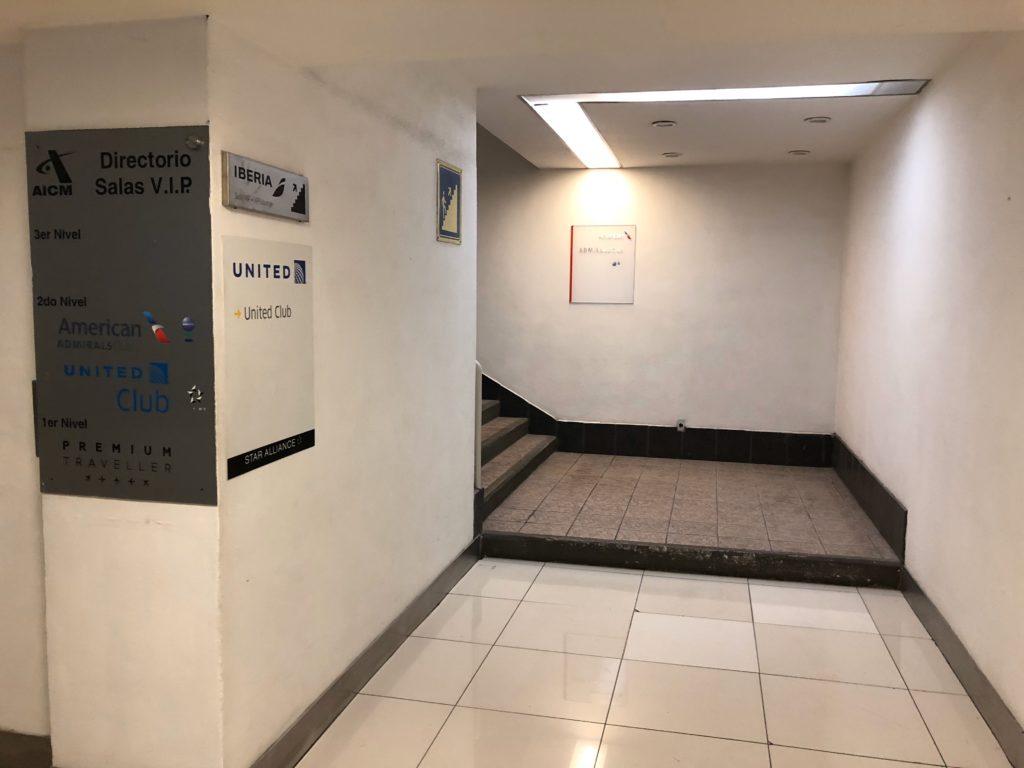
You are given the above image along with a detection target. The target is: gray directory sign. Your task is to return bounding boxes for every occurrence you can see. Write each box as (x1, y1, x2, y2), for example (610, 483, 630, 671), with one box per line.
(26, 126, 217, 505)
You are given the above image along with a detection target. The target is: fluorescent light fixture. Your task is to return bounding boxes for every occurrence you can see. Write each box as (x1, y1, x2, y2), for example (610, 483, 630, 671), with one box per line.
(529, 100, 620, 168)
(524, 80, 928, 168)
(526, 80, 928, 106)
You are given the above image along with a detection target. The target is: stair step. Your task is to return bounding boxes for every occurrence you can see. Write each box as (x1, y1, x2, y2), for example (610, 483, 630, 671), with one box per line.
(481, 399, 500, 424)
(482, 434, 558, 514)
(481, 416, 528, 464)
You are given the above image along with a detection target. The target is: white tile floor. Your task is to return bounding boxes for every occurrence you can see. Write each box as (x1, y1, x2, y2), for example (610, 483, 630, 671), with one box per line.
(297, 558, 1011, 768)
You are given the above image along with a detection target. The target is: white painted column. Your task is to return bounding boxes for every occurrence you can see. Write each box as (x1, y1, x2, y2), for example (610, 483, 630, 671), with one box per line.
(23, 19, 224, 768)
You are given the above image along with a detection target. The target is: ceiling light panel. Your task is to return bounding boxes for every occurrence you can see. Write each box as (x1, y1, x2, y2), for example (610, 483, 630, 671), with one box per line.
(527, 100, 620, 168)
(525, 80, 928, 106)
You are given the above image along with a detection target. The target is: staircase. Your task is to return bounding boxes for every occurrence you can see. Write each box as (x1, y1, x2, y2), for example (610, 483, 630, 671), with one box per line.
(479, 399, 558, 515)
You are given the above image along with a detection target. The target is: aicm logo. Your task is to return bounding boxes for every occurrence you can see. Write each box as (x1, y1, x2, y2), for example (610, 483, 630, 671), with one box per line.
(32, 149, 74, 197)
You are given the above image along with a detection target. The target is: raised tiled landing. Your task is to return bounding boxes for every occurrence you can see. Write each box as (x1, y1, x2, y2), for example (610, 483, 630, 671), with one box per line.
(296, 560, 1010, 768)
(485, 453, 899, 561)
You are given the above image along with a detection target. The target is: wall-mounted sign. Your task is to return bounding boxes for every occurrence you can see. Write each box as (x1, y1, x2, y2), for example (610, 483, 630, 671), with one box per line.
(222, 152, 309, 222)
(436, 159, 462, 244)
(569, 224, 637, 304)
(26, 126, 217, 505)
(223, 237, 314, 478)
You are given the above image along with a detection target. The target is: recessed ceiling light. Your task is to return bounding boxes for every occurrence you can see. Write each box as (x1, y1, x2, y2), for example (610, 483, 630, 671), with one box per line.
(804, 116, 831, 124)
(522, 80, 927, 168)
(529, 100, 620, 169)
(525, 80, 928, 106)
(662, 152, 681, 158)
(651, 120, 677, 128)
(788, 149, 812, 156)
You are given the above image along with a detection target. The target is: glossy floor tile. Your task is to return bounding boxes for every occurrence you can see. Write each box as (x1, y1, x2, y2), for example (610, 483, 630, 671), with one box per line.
(912, 690, 1012, 768)
(635, 572, 752, 621)
(755, 623, 904, 687)
(750, 583, 878, 633)
(451, 558, 543, 600)
(625, 612, 758, 672)
(361, 636, 490, 704)
(413, 593, 519, 644)
(858, 588, 930, 637)
(597, 725, 770, 767)
(497, 600, 633, 658)
(883, 634, 966, 694)
(761, 674, 942, 764)
(523, 563, 642, 610)
(770, 745, 930, 767)
(459, 645, 620, 722)
(297, 560, 1011, 768)
(295, 695, 449, 768)
(420, 707, 603, 768)
(608, 660, 766, 742)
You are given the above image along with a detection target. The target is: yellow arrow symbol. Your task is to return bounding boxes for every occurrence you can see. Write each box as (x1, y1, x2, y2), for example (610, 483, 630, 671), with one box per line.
(234, 309, 241, 318)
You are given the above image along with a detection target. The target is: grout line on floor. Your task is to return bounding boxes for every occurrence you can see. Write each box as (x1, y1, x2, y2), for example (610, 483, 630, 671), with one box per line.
(868, 597, 949, 767)
(748, 578, 774, 768)
(594, 558, 643, 765)
(412, 559, 545, 768)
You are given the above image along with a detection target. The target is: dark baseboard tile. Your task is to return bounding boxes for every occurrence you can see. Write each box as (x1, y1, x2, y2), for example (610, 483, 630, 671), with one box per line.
(483, 533, 900, 588)
(249, 539, 481, 768)
(901, 569, 1024, 768)
(832, 435, 907, 559)
(0, 730, 51, 768)
(482, 375, 833, 467)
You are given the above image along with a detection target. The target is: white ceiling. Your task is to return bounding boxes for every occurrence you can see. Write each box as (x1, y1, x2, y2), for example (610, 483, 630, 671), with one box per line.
(475, 34, 974, 168)
(0, 1, 1019, 168)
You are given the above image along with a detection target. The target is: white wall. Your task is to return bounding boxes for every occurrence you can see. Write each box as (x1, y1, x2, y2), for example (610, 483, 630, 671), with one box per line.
(23, 18, 225, 768)
(0, 43, 50, 738)
(837, 33, 1024, 723)
(207, 24, 477, 768)
(478, 128, 847, 432)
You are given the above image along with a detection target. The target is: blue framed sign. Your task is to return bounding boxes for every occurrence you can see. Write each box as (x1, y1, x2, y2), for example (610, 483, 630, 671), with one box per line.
(436, 159, 462, 244)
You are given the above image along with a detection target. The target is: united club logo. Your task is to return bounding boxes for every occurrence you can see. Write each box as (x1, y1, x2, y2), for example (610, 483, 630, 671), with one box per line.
(32, 149, 74, 197)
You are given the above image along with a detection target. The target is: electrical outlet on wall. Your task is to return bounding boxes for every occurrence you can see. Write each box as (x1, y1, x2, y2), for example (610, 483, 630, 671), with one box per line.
(677, 419, 686, 433)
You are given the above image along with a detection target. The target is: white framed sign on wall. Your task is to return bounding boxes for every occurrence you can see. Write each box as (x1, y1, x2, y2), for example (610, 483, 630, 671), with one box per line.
(569, 224, 637, 304)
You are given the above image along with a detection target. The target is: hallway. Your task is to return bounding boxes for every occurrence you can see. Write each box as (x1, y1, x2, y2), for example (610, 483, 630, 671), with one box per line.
(297, 559, 1009, 767)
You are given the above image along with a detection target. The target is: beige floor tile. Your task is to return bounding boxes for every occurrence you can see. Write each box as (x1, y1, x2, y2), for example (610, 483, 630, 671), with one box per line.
(770, 745, 930, 767)
(597, 725, 770, 767)
(413, 594, 518, 645)
(420, 708, 603, 768)
(497, 600, 633, 658)
(451, 558, 542, 600)
(883, 635, 965, 693)
(608, 660, 766, 742)
(761, 675, 942, 764)
(858, 589, 929, 637)
(755, 624, 904, 687)
(636, 573, 752, 622)
(750, 584, 877, 633)
(362, 637, 490, 705)
(296, 695, 449, 768)
(625, 612, 758, 671)
(912, 690, 1011, 768)
(459, 646, 619, 722)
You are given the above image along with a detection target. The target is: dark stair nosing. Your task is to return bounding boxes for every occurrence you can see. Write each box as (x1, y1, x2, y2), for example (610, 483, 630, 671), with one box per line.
(481, 532, 902, 589)
(481, 417, 529, 464)
(481, 399, 500, 425)
(483, 435, 558, 514)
